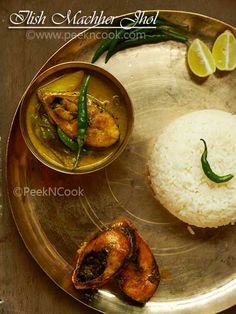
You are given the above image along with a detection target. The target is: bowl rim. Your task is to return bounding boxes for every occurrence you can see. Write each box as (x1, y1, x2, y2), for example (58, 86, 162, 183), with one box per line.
(19, 61, 134, 175)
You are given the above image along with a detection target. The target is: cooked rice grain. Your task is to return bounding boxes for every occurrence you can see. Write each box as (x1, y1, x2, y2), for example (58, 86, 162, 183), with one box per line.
(149, 110, 236, 228)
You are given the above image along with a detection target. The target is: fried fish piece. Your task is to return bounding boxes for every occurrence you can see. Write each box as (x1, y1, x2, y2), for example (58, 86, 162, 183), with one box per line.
(72, 218, 160, 303)
(112, 218, 160, 303)
(72, 228, 132, 289)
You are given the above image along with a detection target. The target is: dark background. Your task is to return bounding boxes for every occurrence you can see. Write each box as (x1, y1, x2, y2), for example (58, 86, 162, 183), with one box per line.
(1, 1, 235, 313)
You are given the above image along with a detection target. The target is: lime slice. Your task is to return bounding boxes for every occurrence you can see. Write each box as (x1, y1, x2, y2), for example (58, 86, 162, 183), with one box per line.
(212, 30, 236, 71)
(187, 39, 216, 77)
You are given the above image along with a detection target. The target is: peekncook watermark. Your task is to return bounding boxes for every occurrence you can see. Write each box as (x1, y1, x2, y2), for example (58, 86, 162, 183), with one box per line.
(25, 29, 146, 42)
(8, 10, 159, 42)
(13, 186, 84, 198)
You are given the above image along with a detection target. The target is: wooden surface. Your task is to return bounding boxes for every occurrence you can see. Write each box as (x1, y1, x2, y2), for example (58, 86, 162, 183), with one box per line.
(1, 1, 235, 313)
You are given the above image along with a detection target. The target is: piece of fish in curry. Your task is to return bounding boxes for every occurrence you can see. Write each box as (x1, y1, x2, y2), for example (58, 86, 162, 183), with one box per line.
(38, 91, 120, 148)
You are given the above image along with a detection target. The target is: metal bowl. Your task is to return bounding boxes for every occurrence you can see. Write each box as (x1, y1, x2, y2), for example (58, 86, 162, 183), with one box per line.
(20, 62, 134, 174)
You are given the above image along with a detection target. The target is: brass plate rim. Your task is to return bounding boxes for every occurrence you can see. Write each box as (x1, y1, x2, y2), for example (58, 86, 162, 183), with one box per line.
(5, 10, 236, 314)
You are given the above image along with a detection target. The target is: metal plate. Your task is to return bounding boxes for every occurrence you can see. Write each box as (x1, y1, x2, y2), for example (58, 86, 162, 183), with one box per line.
(6, 11, 236, 314)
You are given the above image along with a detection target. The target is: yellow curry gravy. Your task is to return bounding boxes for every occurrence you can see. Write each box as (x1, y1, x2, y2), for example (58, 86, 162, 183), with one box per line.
(26, 71, 129, 171)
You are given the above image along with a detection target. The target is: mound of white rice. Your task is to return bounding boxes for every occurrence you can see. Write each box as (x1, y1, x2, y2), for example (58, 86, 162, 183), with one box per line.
(149, 109, 236, 228)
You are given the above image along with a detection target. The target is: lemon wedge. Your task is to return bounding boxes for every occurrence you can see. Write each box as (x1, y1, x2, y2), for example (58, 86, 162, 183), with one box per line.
(212, 30, 236, 71)
(187, 39, 216, 77)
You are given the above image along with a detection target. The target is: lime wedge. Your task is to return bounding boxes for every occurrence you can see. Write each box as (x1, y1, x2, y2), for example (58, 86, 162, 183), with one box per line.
(187, 39, 216, 77)
(212, 30, 236, 71)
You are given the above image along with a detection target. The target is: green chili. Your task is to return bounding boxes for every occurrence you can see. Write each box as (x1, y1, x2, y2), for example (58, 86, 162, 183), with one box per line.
(91, 38, 113, 63)
(200, 139, 234, 183)
(57, 127, 78, 152)
(57, 127, 91, 155)
(91, 17, 189, 63)
(74, 74, 91, 169)
(158, 28, 190, 43)
(106, 33, 188, 61)
(105, 22, 136, 63)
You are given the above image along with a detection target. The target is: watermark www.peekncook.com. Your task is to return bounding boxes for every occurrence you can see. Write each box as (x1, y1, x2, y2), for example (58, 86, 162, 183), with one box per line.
(9, 9, 159, 42)
(25, 30, 146, 42)
(13, 186, 84, 197)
